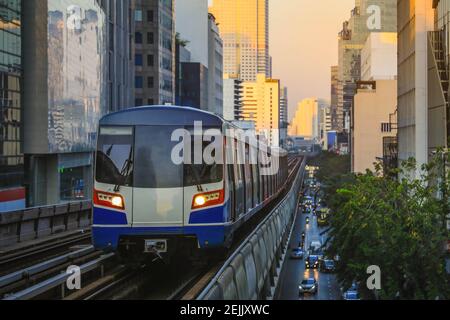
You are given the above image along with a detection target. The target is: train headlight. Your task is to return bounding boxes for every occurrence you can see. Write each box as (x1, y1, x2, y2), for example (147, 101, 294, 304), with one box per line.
(192, 190, 224, 209)
(194, 195, 207, 207)
(111, 196, 123, 208)
(94, 190, 125, 210)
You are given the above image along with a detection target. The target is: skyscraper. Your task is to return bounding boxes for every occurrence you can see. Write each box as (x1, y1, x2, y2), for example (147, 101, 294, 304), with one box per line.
(330, 66, 339, 131)
(242, 74, 280, 146)
(0, 0, 24, 211)
(208, 13, 224, 116)
(279, 87, 289, 147)
(289, 98, 329, 144)
(23, 0, 107, 206)
(397, 0, 446, 173)
(103, 0, 135, 112)
(209, 0, 270, 81)
(337, 0, 397, 133)
(134, 0, 175, 106)
(223, 74, 243, 121)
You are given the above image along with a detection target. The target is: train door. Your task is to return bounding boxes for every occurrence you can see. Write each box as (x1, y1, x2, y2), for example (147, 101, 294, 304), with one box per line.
(132, 126, 185, 227)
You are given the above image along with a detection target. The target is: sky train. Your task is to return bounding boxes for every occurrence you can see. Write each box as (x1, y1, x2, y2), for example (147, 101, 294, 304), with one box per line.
(92, 106, 289, 259)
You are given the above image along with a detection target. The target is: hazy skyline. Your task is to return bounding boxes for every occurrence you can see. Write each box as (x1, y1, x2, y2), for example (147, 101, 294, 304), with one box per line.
(209, 0, 356, 120)
(269, 0, 354, 120)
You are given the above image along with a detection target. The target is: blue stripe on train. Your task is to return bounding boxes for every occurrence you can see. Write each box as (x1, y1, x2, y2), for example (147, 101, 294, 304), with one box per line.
(93, 207, 128, 225)
(94, 202, 230, 226)
(92, 225, 229, 250)
(189, 203, 228, 224)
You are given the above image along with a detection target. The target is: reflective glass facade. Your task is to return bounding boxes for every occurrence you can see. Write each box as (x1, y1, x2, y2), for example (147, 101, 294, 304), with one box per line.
(0, 0, 23, 190)
(47, 0, 107, 153)
(209, 0, 270, 82)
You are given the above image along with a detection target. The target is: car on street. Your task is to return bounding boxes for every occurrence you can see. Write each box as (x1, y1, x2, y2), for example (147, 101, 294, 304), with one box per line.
(320, 259, 336, 273)
(343, 290, 360, 300)
(299, 278, 318, 295)
(342, 282, 360, 300)
(290, 248, 304, 259)
(305, 255, 320, 269)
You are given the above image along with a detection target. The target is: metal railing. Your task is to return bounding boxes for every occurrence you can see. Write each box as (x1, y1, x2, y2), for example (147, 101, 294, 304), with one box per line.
(0, 201, 92, 249)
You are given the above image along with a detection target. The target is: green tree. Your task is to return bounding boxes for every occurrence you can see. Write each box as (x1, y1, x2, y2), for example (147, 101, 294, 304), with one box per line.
(325, 155, 449, 300)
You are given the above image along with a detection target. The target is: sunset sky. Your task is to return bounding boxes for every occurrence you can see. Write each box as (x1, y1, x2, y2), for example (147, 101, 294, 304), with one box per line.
(209, 0, 355, 120)
(269, 0, 354, 119)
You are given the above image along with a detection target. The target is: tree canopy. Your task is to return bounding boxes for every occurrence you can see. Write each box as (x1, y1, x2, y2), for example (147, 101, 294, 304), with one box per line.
(318, 153, 449, 299)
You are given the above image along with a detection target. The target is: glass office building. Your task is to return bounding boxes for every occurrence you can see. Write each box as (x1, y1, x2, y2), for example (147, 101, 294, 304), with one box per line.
(23, 0, 107, 206)
(0, 0, 25, 211)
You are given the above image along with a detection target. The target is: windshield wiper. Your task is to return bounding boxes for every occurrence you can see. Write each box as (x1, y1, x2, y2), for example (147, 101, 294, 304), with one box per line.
(187, 163, 204, 192)
(114, 148, 133, 192)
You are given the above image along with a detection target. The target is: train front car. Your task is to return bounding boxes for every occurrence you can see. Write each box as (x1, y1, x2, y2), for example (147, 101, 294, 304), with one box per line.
(92, 106, 229, 260)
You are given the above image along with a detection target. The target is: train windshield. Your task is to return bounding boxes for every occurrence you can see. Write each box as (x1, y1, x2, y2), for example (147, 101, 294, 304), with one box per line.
(133, 126, 183, 189)
(96, 125, 223, 189)
(95, 127, 134, 187)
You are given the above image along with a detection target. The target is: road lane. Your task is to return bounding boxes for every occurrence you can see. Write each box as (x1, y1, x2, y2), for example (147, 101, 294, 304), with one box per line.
(276, 188, 341, 300)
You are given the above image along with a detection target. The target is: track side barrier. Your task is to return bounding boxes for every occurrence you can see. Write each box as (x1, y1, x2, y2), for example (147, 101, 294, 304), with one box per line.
(0, 201, 92, 249)
(198, 158, 306, 300)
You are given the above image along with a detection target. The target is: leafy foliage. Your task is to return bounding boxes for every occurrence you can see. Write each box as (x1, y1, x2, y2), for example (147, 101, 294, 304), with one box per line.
(319, 153, 449, 299)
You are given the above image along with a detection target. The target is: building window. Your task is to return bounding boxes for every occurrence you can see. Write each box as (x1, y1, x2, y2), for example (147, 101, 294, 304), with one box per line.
(135, 10, 143, 22)
(148, 99, 155, 105)
(135, 76, 143, 88)
(381, 122, 392, 133)
(135, 54, 143, 66)
(147, 10, 154, 22)
(135, 32, 142, 44)
(147, 54, 154, 67)
(147, 32, 154, 44)
(148, 77, 154, 88)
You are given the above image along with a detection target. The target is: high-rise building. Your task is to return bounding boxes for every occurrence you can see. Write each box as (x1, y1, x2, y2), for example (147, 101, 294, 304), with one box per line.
(352, 31, 398, 173)
(175, 0, 208, 67)
(361, 32, 397, 81)
(175, 1, 223, 115)
(289, 98, 330, 144)
(330, 66, 340, 131)
(209, 0, 270, 82)
(223, 74, 243, 121)
(398, 0, 448, 173)
(0, 0, 24, 211)
(208, 13, 224, 116)
(337, 0, 397, 133)
(23, 0, 107, 206)
(175, 39, 191, 105)
(179, 62, 209, 109)
(103, 0, 135, 112)
(279, 86, 289, 147)
(134, 0, 175, 106)
(353, 80, 397, 173)
(242, 74, 280, 146)
(319, 103, 332, 150)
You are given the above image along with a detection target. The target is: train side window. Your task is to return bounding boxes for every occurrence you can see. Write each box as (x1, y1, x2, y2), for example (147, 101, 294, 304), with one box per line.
(234, 139, 243, 216)
(245, 144, 253, 210)
(228, 163, 236, 222)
